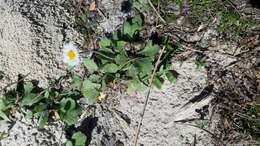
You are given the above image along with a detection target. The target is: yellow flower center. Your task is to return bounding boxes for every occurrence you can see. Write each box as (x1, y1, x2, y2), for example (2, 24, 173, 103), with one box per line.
(67, 49, 76, 60)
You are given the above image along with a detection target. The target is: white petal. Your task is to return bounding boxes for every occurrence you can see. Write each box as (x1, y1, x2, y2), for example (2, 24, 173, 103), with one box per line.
(62, 42, 80, 66)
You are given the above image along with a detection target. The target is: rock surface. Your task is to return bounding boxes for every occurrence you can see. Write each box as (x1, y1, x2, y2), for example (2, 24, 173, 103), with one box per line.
(0, 112, 66, 146)
(0, 0, 215, 146)
(0, 0, 79, 89)
(87, 57, 213, 146)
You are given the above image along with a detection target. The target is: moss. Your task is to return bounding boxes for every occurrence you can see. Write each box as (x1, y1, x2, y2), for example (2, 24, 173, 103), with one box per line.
(189, 0, 256, 40)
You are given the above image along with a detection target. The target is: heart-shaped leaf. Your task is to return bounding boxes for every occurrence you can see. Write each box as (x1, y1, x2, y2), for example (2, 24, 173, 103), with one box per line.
(81, 79, 101, 105)
(102, 63, 119, 73)
(62, 109, 79, 125)
(83, 88, 99, 105)
(115, 53, 128, 66)
(83, 58, 98, 73)
(72, 131, 87, 146)
(122, 15, 143, 38)
(71, 75, 83, 90)
(135, 58, 153, 75)
(59, 98, 79, 125)
(127, 79, 145, 94)
(139, 41, 160, 56)
(99, 38, 112, 49)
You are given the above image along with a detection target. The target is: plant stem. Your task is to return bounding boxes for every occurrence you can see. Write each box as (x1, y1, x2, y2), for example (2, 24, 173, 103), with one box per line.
(133, 46, 166, 146)
(147, 0, 166, 24)
(92, 50, 115, 61)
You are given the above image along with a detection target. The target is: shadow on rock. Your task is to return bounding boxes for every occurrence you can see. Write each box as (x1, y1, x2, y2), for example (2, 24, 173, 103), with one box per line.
(78, 116, 99, 145)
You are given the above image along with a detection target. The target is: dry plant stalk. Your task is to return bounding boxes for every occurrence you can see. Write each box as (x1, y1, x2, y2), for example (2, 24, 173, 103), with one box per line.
(133, 46, 166, 146)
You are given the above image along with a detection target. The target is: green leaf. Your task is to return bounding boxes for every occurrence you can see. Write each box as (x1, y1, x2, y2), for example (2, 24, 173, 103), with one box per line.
(1, 94, 15, 111)
(21, 82, 44, 106)
(165, 70, 179, 83)
(72, 131, 87, 146)
(133, 0, 150, 13)
(59, 98, 79, 125)
(135, 58, 154, 75)
(62, 109, 79, 125)
(127, 79, 145, 94)
(139, 41, 160, 56)
(153, 76, 163, 89)
(122, 22, 133, 37)
(71, 75, 83, 90)
(99, 38, 112, 49)
(115, 54, 128, 66)
(127, 64, 138, 78)
(132, 15, 143, 26)
(0, 99, 5, 111)
(88, 74, 101, 83)
(115, 41, 126, 50)
(39, 111, 49, 128)
(81, 79, 100, 105)
(24, 82, 34, 96)
(82, 79, 101, 90)
(102, 63, 119, 73)
(22, 93, 45, 106)
(0, 71, 4, 80)
(60, 98, 76, 112)
(65, 140, 73, 146)
(44, 90, 49, 98)
(83, 88, 99, 105)
(112, 31, 119, 40)
(25, 110, 33, 119)
(32, 103, 48, 115)
(0, 111, 9, 121)
(83, 58, 98, 73)
(122, 15, 143, 38)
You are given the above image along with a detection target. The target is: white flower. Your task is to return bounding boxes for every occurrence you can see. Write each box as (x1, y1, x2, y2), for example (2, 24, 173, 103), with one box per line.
(63, 42, 80, 66)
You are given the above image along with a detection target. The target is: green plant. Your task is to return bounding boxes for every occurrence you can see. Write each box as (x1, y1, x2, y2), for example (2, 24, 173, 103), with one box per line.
(0, 73, 89, 145)
(218, 10, 256, 39)
(0, 76, 82, 127)
(133, 0, 150, 13)
(189, 0, 256, 39)
(0, 14, 180, 146)
(81, 15, 180, 97)
(236, 104, 260, 141)
(0, 71, 4, 80)
(0, 91, 17, 121)
(195, 53, 207, 69)
(189, 0, 219, 25)
(0, 98, 12, 121)
(66, 131, 87, 146)
(0, 132, 8, 140)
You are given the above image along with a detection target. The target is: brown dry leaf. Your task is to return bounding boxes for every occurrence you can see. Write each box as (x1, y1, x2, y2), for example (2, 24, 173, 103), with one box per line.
(50, 110, 60, 120)
(89, 1, 96, 11)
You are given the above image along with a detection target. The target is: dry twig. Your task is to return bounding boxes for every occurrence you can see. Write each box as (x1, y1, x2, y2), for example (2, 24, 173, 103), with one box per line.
(0, 72, 31, 93)
(147, 0, 166, 24)
(133, 46, 166, 146)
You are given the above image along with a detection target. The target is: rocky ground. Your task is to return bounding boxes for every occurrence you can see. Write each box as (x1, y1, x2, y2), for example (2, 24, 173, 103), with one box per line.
(0, 0, 259, 146)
